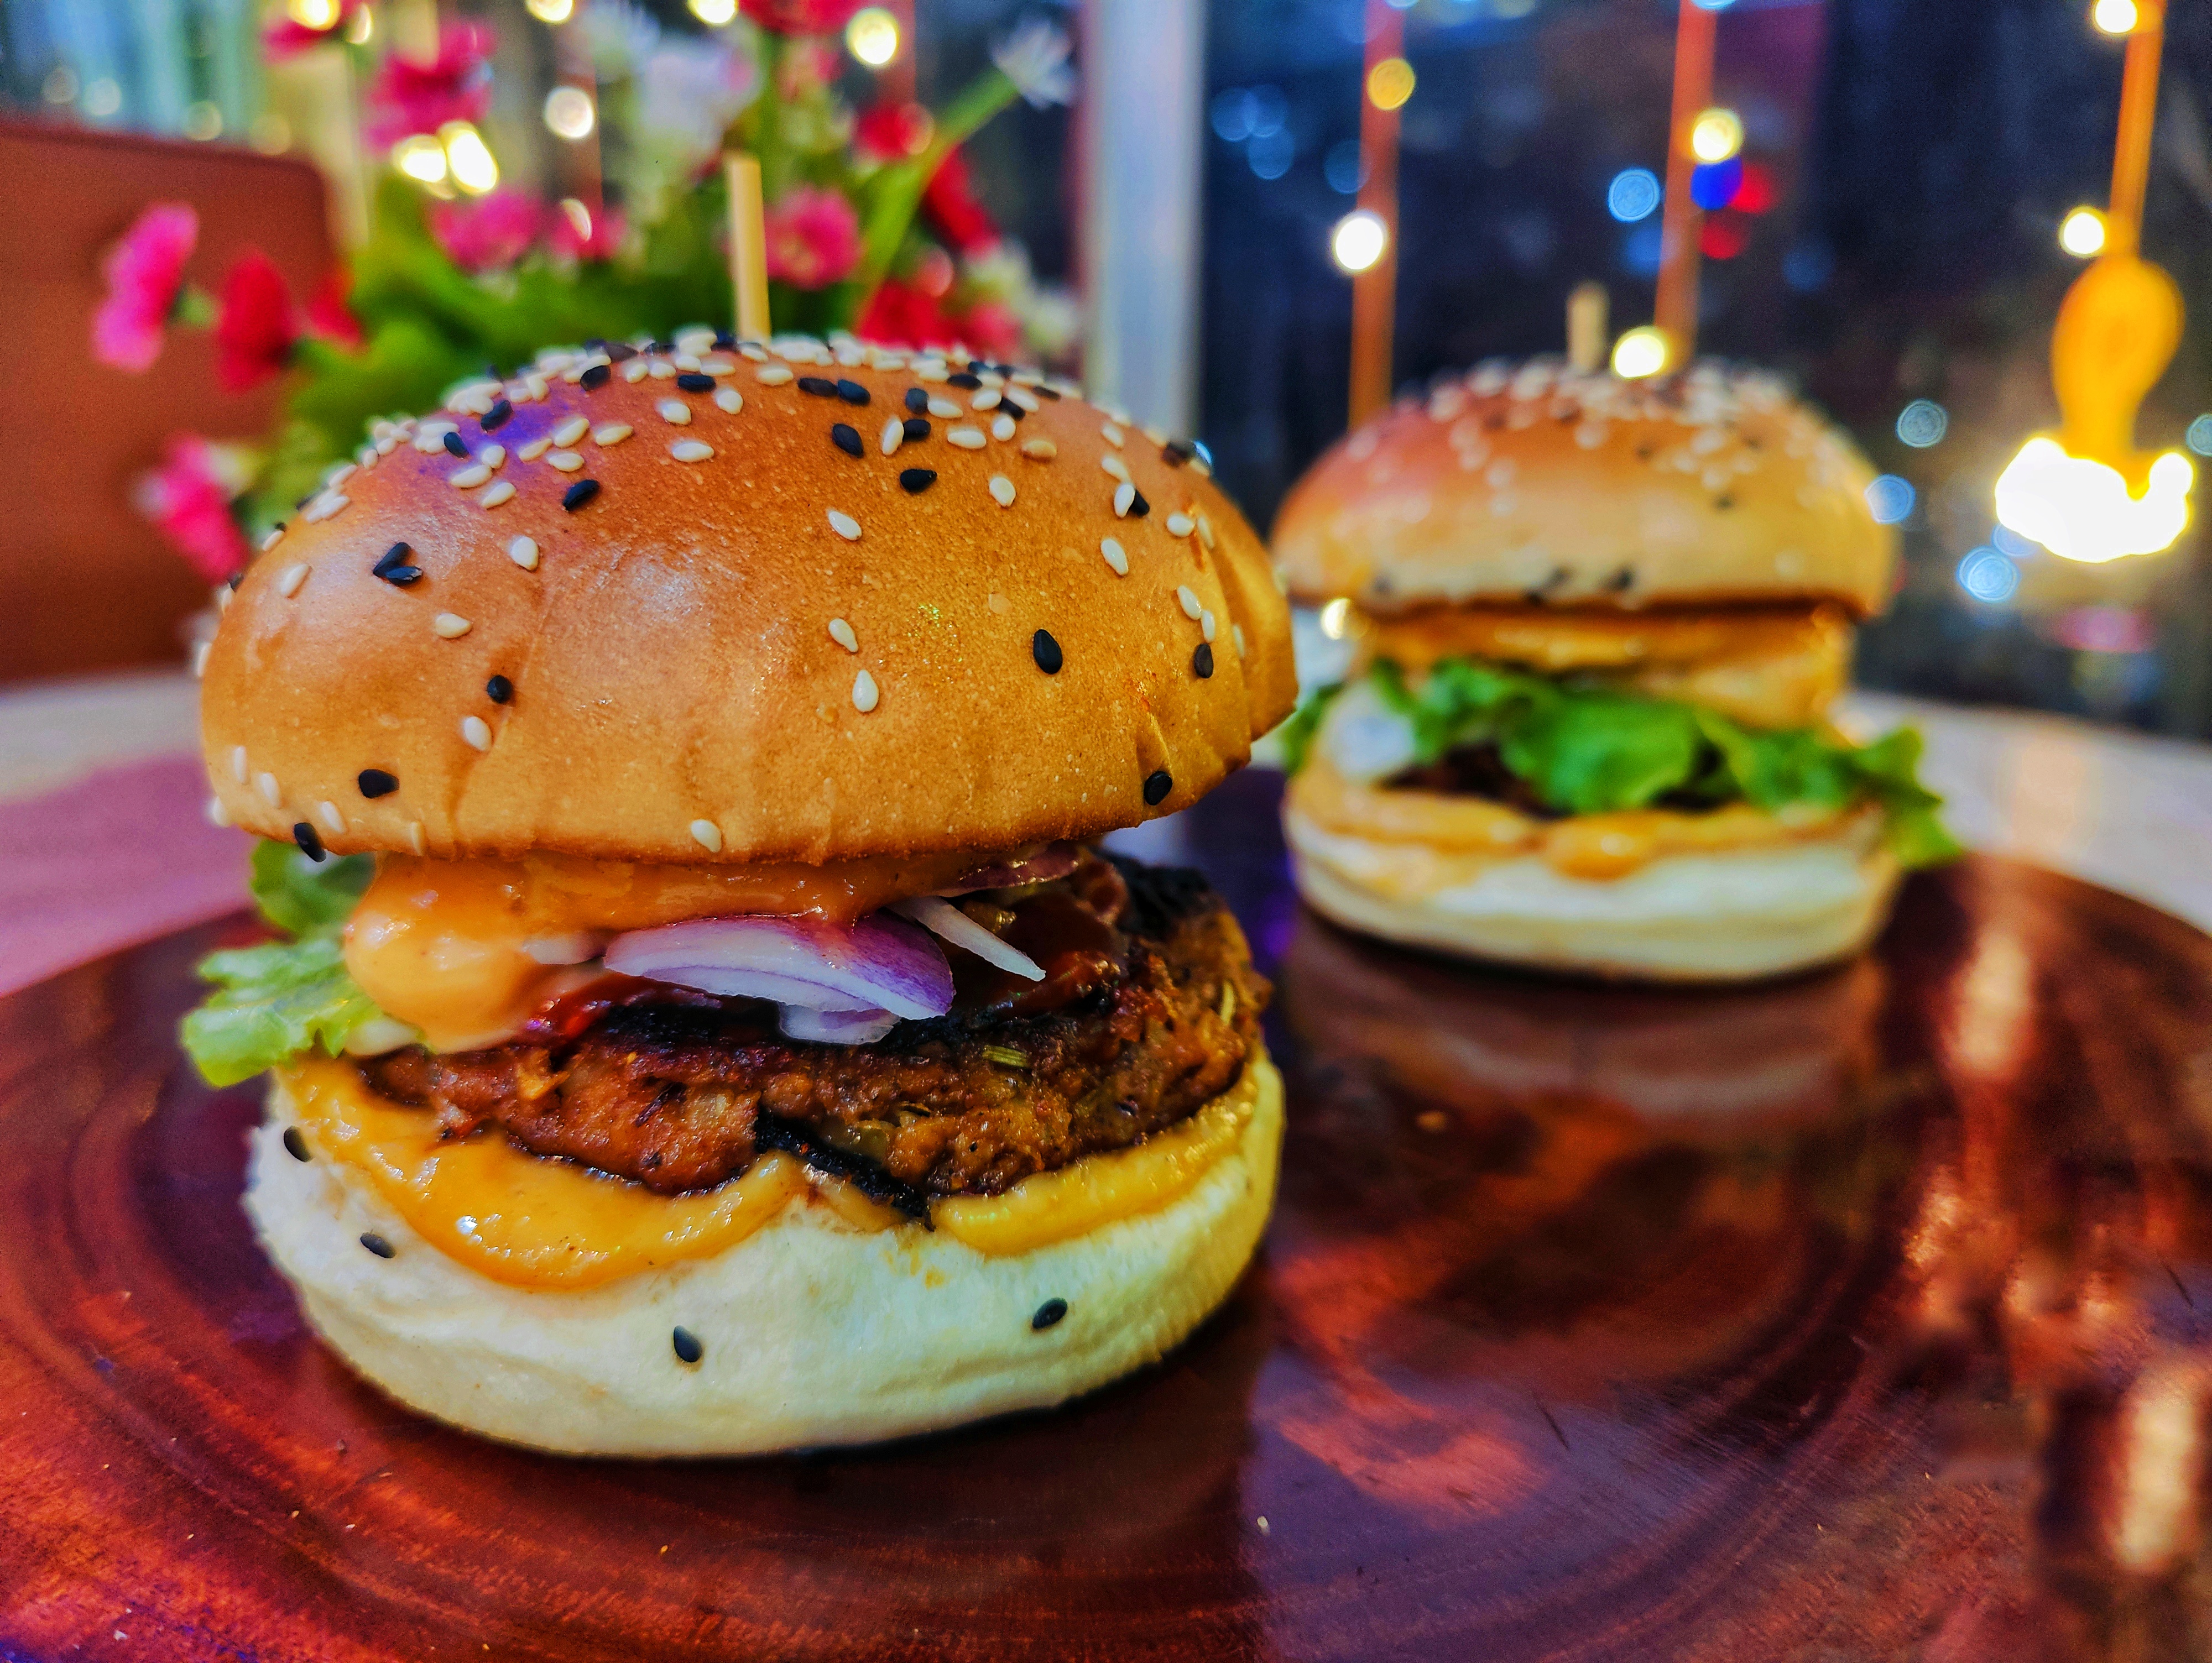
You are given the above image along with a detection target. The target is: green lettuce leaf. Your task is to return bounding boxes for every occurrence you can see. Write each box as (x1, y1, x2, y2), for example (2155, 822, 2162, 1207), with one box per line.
(1276, 681, 1347, 775)
(181, 841, 383, 1085)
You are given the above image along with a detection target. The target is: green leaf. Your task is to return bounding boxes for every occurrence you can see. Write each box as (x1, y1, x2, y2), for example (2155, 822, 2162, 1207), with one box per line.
(1501, 692, 1703, 815)
(249, 839, 373, 938)
(1277, 681, 1346, 775)
(182, 935, 379, 1087)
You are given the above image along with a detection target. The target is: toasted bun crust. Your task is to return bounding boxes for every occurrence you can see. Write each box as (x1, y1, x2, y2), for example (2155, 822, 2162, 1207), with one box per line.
(1284, 807, 1900, 981)
(244, 1053, 1282, 1456)
(203, 346, 1293, 864)
(1271, 358, 1895, 616)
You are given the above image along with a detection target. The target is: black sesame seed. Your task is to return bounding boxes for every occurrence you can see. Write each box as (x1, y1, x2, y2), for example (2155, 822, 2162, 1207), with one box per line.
(580, 362, 612, 390)
(1032, 629, 1063, 674)
(486, 674, 513, 704)
(481, 398, 513, 431)
(834, 379, 869, 405)
(605, 341, 638, 362)
(904, 387, 930, 414)
(676, 372, 714, 393)
(947, 372, 982, 389)
(1031, 1298, 1068, 1331)
(797, 376, 838, 398)
(650, 339, 674, 353)
(1193, 641, 1214, 679)
(1127, 490, 1151, 517)
(899, 468, 937, 494)
(1604, 565, 1636, 593)
(585, 336, 607, 349)
(378, 564, 421, 587)
(283, 1126, 311, 1162)
(831, 422, 863, 458)
(1714, 495, 1736, 511)
(562, 479, 601, 511)
(672, 1326, 704, 1364)
(357, 767, 398, 798)
(441, 431, 469, 459)
(1161, 438, 1194, 466)
(293, 822, 326, 862)
(713, 331, 737, 351)
(1033, 384, 1061, 400)
(372, 542, 420, 586)
(359, 1232, 395, 1259)
(1143, 770, 1173, 807)
(902, 416, 930, 441)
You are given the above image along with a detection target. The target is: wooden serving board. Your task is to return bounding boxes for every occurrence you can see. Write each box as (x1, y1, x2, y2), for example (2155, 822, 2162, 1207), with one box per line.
(6, 775, 2212, 1661)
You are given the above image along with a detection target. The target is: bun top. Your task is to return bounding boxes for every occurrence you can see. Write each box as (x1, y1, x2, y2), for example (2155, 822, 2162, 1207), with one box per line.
(201, 337, 1294, 865)
(1271, 357, 1896, 617)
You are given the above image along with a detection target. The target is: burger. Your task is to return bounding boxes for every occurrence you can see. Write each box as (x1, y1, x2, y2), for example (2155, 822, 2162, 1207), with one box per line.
(185, 330, 1295, 1456)
(1271, 356, 1954, 981)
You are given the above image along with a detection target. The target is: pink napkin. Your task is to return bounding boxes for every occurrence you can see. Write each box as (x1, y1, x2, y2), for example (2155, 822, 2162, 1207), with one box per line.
(0, 754, 252, 998)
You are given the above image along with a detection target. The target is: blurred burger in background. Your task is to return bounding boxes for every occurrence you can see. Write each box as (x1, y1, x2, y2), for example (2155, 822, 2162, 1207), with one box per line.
(1271, 357, 1955, 982)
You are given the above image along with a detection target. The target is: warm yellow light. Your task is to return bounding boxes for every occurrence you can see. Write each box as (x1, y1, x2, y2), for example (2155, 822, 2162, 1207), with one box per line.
(286, 0, 340, 28)
(1318, 597, 1352, 640)
(543, 85, 595, 140)
(688, 0, 738, 24)
(1611, 326, 1670, 379)
(1688, 107, 1744, 164)
(442, 123, 499, 195)
(525, 0, 575, 20)
(1995, 437, 2192, 562)
(392, 133, 448, 184)
(2092, 0, 2139, 33)
(2059, 207, 2107, 257)
(846, 7, 900, 67)
(343, 3, 372, 43)
(1331, 210, 1389, 274)
(1366, 58, 1416, 112)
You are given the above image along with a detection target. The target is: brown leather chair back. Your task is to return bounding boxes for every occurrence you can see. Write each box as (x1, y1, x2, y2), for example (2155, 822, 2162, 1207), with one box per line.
(0, 121, 333, 683)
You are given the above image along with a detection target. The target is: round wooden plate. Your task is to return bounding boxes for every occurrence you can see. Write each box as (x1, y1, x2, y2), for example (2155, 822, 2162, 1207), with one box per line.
(7, 775, 2212, 1661)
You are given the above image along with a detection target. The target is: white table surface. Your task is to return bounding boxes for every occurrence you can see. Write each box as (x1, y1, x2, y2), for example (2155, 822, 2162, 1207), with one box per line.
(6, 670, 2210, 933)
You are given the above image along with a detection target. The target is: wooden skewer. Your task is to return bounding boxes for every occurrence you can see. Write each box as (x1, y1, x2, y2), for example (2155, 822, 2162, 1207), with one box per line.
(2106, 0, 2165, 258)
(1652, 0, 1717, 367)
(1567, 283, 1607, 373)
(1348, 0, 1406, 426)
(723, 153, 771, 342)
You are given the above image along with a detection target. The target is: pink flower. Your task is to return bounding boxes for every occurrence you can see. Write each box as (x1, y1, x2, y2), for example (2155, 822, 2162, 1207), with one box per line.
(763, 186, 860, 290)
(132, 437, 251, 583)
(952, 300, 1022, 363)
(304, 269, 362, 348)
(549, 201, 626, 263)
(855, 102, 935, 163)
(922, 149, 998, 256)
(264, 0, 363, 59)
(365, 23, 494, 147)
(213, 250, 299, 394)
(92, 203, 197, 373)
(430, 191, 545, 274)
(742, 0, 864, 36)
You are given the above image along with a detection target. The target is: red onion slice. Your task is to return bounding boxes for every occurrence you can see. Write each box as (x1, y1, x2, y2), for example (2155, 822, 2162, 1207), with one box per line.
(604, 913, 953, 1019)
(891, 896, 1045, 982)
(781, 1006, 900, 1045)
(937, 841, 1079, 896)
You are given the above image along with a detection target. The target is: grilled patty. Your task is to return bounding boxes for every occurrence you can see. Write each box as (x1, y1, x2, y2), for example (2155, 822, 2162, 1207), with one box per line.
(358, 855, 1269, 1210)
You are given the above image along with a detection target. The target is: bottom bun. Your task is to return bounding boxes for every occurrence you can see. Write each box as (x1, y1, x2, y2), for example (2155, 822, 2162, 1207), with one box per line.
(1284, 807, 1900, 981)
(245, 1049, 1282, 1457)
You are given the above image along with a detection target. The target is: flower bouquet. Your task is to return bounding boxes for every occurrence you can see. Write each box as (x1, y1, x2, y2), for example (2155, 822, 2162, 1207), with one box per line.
(99, 0, 1074, 583)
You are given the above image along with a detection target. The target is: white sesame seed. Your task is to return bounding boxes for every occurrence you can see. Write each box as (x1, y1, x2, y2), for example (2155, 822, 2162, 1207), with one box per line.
(546, 450, 585, 472)
(480, 480, 515, 508)
(434, 613, 472, 639)
(700, 356, 735, 375)
(406, 821, 427, 856)
(414, 422, 456, 453)
(739, 343, 768, 360)
(971, 389, 1002, 412)
(518, 436, 553, 461)
(990, 414, 1016, 441)
(592, 423, 633, 447)
(1196, 513, 1216, 550)
(1100, 537, 1129, 576)
(1575, 422, 1608, 449)
(928, 396, 961, 419)
(259, 527, 284, 553)
(1101, 454, 1131, 483)
(947, 427, 987, 450)
(277, 563, 310, 598)
(1102, 423, 1125, 447)
(1233, 624, 1247, 658)
(1003, 386, 1040, 413)
(868, 351, 906, 370)
(1166, 512, 1194, 537)
(672, 352, 702, 373)
(1113, 482, 1136, 517)
(449, 464, 492, 489)
(301, 492, 348, 523)
(508, 536, 539, 570)
(676, 327, 716, 355)
(623, 359, 650, 383)
(1020, 438, 1058, 461)
(977, 369, 1005, 389)
(828, 509, 862, 541)
(671, 440, 713, 462)
(915, 360, 949, 382)
(649, 360, 676, 379)
(552, 416, 589, 448)
(231, 745, 248, 783)
(1201, 609, 1217, 642)
(257, 772, 280, 806)
(192, 642, 210, 678)
(989, 474, 1016, 508)
(1176, 585, 1203, 620)
(205, 796, 229, 828)
(828, 617, 858, 653)
(755, 364, 795, 385)
(713, 387, 743, 415)
(688, 818, 724, 853)
(852, 669, 880, 713)
(880, 416, 904, 457)
(461, 715, 492, 752)
(318, 800, 344, 834)
(658, 400, 692, 426)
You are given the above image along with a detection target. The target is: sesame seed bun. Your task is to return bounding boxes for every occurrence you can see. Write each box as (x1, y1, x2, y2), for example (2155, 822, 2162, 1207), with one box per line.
(244, 1051, 1282, 1457)
(1270, 358, 1896, 617)
(201, 343, 1295, 865)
